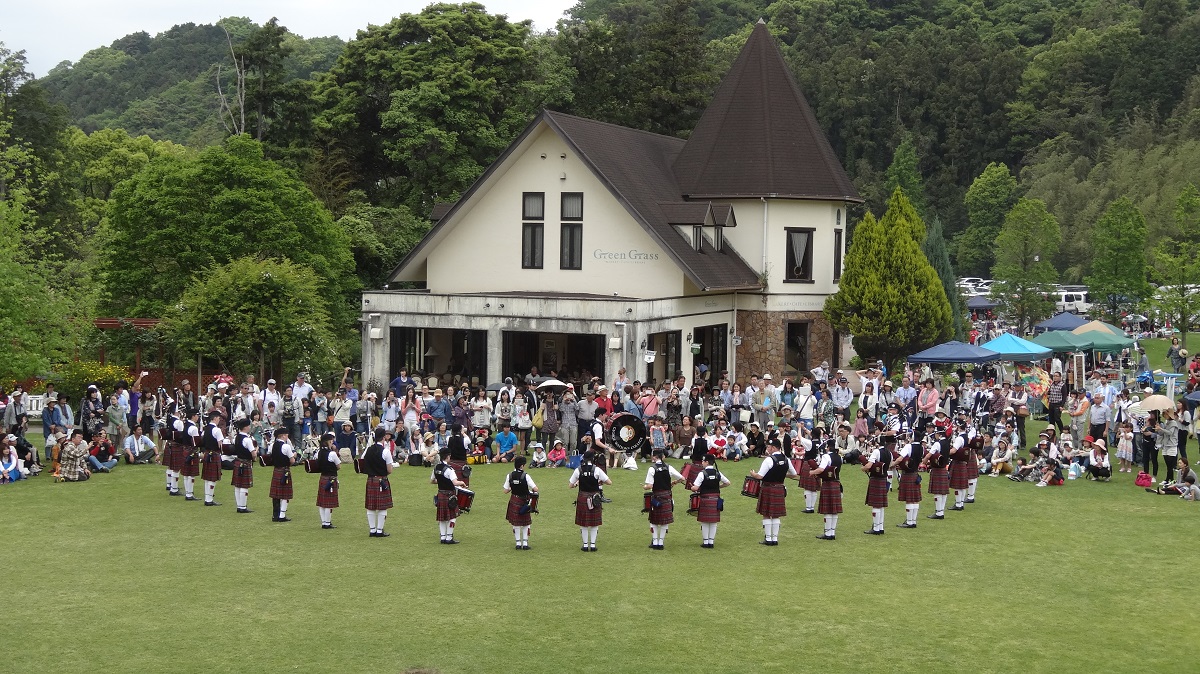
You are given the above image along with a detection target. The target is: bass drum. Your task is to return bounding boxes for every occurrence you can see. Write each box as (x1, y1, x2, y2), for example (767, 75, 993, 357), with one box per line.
(607, 412, 647, 454)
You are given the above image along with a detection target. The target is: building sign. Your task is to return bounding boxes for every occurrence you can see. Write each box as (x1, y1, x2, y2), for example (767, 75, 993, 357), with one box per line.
(592, 249, 661, 262)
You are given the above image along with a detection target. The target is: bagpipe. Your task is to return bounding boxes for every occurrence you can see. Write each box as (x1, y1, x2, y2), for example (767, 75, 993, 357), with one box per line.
(519, 493, 540, 515)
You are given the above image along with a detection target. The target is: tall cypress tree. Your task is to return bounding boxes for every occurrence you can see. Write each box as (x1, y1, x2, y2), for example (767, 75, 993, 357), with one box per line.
(884, 134, 928, 219)
(825, 192, 953, 373)
(923, 216, 966, 340)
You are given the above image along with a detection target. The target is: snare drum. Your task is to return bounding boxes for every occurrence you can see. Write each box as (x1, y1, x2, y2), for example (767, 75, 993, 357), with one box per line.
(456, 487, 476, 513)
(257, 455, 271, 468)
(688, 491, 702, 514)
(353, 457, 365, 474)
(642, 491, 653, 513)
(741, 475, 763, 498)
(302, 459, 318, 473)
(527, 493, 539, 514)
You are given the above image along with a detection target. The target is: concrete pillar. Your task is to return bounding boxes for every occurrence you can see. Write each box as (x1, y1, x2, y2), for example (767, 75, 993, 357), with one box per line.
(486, 326, 503, 385)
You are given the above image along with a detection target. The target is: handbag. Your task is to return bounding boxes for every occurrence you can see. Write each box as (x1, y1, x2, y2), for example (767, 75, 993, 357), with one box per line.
(532, 407, 544, 430)
(1134, 471, 1153, 487)
(1016, 405, 1030, 418)
(738, 409, 751, 423)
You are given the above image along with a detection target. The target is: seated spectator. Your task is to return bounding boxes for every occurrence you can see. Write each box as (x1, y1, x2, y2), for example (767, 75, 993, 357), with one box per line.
(44, 431, 62, 465)
(58, 430, 91, 482)
(492, 423, 518, 463)
(1037, 454, 1065, 487)
(1085, 439, 1111, 481)
(1009, 447, 1044, 482)
(1151, 460, 1196, 495)
(334, 421, 356, 455)
(498, 438, 524, 464)
(2, 434, 26, 483)
(418, 432, 439, 467)
(727, 422, 747, 462)
(530, 444, 548, 468)
(123, 426, 157, 465)
(989, 439, 1014, 476)
(471, 435, 489, 461)
(1180, 474, 1200, 501)
(546, 439, 567, 468)
(12, 433, 41, 477)
(88, 430, 119, 473)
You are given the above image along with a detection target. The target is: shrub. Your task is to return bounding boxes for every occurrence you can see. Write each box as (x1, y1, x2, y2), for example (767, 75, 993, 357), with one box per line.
(52, 361, 131, 399)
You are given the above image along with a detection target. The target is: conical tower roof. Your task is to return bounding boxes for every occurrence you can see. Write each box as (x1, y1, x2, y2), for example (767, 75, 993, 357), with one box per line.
(673, 20, 860, 201)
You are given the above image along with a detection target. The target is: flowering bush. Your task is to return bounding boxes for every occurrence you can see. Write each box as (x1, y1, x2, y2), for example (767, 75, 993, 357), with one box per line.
(53, 361, 131, 399)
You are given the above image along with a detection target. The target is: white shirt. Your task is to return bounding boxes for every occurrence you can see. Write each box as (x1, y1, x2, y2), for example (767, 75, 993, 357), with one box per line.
(259, 388, 282, 412)
(325, 449, 342, 466)
(278, 442, 295, 460)
(815, 453, 832, 472)
(292, 381, 314, 401)
(432, 464, 458, 483)
(643, 463, 685, 486)
(124, 435, 155, 454)
(381, 448, 394, 465)
(756, 453, 798, 478)
(502, 471, 539, 492)
(568, 465, 610, 487)
(210, 425, 226, 445)
(239, 434, 255, 454)
(691, 467, 731, 490)
(172, 418, 184, 433)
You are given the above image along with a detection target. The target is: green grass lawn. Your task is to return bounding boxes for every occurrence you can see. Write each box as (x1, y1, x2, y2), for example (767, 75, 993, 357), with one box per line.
(1139, 332, 1200, 372)
(6, 457, 1197, 673)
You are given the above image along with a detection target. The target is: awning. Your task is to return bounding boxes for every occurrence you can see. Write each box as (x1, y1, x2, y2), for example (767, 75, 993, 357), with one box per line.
(1034, 312, 1088, 332)
(907, 341, 1000, 364)
(966, 295, 999, 310)
(1030, 330, 1093, 352)
(979, 333, 1053, 361)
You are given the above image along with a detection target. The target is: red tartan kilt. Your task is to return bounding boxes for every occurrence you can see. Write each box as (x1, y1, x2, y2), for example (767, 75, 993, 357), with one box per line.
(928, 467, 950, 495)
(164, 442, 184, 471)
(697, 493, 721, 523)
(798, 460, 820, 492)
(436, 490, 459, 522)
(756, 482, 787, 518)
(449, 459, 469, 486)
(818, 480, 842, 514)
(180, 450, 200, 477)
(317, 475, 339, 508)
(365, 476, 393, 510)
(506, 493, 532, 526)
(201, 453, 221, 482)
(949, 460, 973, 490)
(865, 476, 889, 508)
(898, 472, 922, 503)
(680, 462, 703, 486)
(648, 490, 674, 525)
(269, 467, 293, 500)
(231, 459, 254, 488)
(575, 491, 603, 527)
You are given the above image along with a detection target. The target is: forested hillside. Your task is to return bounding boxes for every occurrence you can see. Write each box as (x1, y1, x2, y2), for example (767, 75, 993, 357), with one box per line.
(3, 0, 1200, 379)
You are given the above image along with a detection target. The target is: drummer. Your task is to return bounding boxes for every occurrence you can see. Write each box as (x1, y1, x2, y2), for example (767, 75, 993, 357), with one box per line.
(432, 447, 468, 544)
(750, 438, 798, 546)
(643, 449, 685, 550)
(502, 456, 538, 550)
(691, 452, 731, 548)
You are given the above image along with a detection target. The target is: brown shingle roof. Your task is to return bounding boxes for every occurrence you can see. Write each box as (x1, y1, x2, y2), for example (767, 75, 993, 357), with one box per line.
(673, 20, 861, 202)
(544, 111, 762, 291)
(429, 202, 453, 222)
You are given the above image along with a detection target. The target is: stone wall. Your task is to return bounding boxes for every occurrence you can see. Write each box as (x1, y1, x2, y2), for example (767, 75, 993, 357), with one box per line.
(735, 310, 834, 381)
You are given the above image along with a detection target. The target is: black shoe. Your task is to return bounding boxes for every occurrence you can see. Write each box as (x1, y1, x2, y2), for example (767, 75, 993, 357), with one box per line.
(897, 523, 916, 529)
(376, 531, 390, 538)
(649, 544, 657, 549)
(927, 514, 944, 519)
(815, 534, 835, 540)
(204, 501, 222, 506)
(185, 496, 197, 501)
(322, 524, 336, 529)
(236, 508, 253, 514)
(951, 505, 964, 511)
(273, 517, 291, 522)
(169, 490, 180, 496)
(965, 498, 976, 504)
(864, 529, 884, 535)
(802, 509, 815, 514)
(445, 539, 459, 544)
(582, 545, 589, 552)
(517, 544, 523, 550)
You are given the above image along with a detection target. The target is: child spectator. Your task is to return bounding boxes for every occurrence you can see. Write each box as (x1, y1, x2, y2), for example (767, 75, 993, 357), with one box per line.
(546, 439, 567, 468)
(530, 444, 548, 468)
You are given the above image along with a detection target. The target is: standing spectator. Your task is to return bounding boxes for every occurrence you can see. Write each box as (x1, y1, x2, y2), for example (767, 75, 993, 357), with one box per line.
(1008, 383, 1030, 449)
(1158, 408, 1181, 484)
(558, 388, 579, 451)
(312, 389, 329, 437)
(425, 389, 453, 426)
(539, 395, 561, 451)
(105, 394, 129, 449)
(292, 372, 314, 402)
(379, 390, 400, 433)
(752, 377, 777, 429)
(470, 388, 493, 433)
(280, 385, 299, 443)
(58, 394, 75, 435)
(916, 379, 940, 426)
(811, 360, 830, 384)
(1168, 338, 1185, 374)
(258, 379, 281, 414)
(1088, 393, 1110, 444)
(3, 389, 27, 438)
(388, 367, 415, 398)
(1046, 372, 1066, 432)
(831, 376, 853, 421)
(1067, 389, 1090, 448)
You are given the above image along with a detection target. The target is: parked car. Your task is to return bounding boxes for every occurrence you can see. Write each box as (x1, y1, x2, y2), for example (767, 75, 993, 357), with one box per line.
(1055, 290, 1091, 314)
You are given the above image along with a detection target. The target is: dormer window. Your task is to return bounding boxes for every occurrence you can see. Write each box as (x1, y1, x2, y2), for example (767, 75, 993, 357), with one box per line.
(693, 225, 703, 252)
(714, 226, 723, 252)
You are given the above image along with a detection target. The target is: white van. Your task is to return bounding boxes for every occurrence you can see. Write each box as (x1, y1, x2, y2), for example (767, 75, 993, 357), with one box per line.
(1055, 290, 1091, 314)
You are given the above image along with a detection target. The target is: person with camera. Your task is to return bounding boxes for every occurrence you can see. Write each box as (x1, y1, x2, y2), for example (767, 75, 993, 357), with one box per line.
(569, 448, 612, 552)
(750, 437, 797, 546)
(87, 429, 119, 473)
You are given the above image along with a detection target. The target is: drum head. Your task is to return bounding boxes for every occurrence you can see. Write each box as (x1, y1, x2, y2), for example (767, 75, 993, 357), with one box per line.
(608, 413, 647, 452)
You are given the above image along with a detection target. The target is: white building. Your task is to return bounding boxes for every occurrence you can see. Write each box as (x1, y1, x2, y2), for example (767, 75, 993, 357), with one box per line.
(361, 21, 862, 391)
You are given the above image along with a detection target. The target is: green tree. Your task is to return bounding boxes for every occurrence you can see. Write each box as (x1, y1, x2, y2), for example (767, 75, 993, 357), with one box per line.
(923, 216, 966, 341)
(990, 198, 1060, 334)
(825, 206, 952, 373)
(101, 135, 355, 324)
(163, 257, 339, 378)
(884, 134, 927, 218)
(1148, 183, 1200, 349)
(1084, 197, 1150, 321)
(336, 199, 430, 290)
(237, 17, 294, 142)
(958, 162, 1018, 277)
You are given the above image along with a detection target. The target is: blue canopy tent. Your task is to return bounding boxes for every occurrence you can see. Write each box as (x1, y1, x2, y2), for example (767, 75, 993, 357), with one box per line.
(980, 333, 1052, 361)
(907, 341, 1000, 364)
(1034, 312, 1089, 333)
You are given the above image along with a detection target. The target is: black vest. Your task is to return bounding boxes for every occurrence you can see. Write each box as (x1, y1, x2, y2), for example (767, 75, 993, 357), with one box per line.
(183, 421, 198, 446)
(234, 433, 253, 460)
(933, 439, 951, 468)
(434, 463, 455, 491)
(271, 440, 289, 467)
(508, 469, 530, 497)
(699, 466, 722, 494)
(317, 448, 338, 476)
(904, 443, 924, 473)
(363, 444, 388, 477)
(651, 462, 672, 491)
(870, 446, 892, 478)
(691, 437, 708, 462)
(803, 441, 820, 462)
(578, 463, 600, 492)
(448, 435, 467, 461)
(202, 423, 220, 452)
(822, 452, 843, 481)
(952, 434, 971, 462)
(763, 453, 787, 483)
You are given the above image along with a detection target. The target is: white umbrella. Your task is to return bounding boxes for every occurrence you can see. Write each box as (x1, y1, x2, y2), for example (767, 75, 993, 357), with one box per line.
(1139, 394, 1174, 412)
(536, 379, 568, 390)
(1124, 314, 1148, 323)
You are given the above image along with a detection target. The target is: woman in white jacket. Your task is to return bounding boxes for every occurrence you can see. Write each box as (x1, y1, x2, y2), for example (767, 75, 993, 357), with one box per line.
(859, 383, 878, 429)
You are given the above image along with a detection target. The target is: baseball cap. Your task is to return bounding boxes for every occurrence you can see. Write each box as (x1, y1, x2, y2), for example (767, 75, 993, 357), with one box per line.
(4, 434, 15, 442)
(267, 379, 276, 384)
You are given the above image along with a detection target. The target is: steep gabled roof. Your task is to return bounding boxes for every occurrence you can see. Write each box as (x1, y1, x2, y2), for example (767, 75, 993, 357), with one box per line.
(673, 20, 861, 202)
